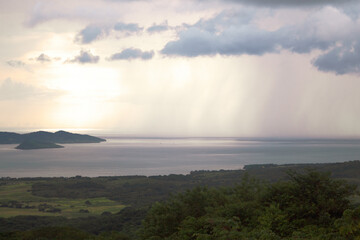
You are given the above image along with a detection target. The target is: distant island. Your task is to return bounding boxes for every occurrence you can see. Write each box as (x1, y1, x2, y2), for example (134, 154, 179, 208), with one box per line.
(15, 140, 65, 150)
(0, 130, 106, 150)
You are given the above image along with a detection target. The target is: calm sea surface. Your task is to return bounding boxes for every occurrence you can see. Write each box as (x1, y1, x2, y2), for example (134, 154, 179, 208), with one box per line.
(1, 137, 360, 177)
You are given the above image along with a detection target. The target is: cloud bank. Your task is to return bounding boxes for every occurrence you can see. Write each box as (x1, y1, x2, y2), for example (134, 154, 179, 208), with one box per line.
(224, 0, 356, 7)
(161, 13, 334, 57)
(22, 0, 360, 76)
(313, 42, 360, 75)
(161, 8, 360, 74)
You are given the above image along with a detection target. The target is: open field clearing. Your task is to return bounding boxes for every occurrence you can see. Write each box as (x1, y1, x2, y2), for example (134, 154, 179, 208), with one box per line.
(0, 182, 124, 218)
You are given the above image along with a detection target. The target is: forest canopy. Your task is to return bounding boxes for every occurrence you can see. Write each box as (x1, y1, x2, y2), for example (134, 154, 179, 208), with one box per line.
(141, 170, 359, 240)
(1, 162, 360, 239)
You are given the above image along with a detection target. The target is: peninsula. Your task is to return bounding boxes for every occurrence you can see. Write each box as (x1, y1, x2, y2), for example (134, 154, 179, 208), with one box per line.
(0, 130, 106, 150)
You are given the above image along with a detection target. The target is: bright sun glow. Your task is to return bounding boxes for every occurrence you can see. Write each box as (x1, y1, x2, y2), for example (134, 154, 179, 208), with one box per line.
(47, 65, 123, 127)
(171, 61, 191, 88)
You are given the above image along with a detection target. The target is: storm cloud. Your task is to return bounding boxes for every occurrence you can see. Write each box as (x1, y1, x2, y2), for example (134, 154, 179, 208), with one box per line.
(158, 7, 360, 75)
(162, 27, 280, 57)
(161, 11, 337, 57)
(109, 48, 154, 61)
(313, 41, 360, 75)
(4, 0, 360, 138)
(66, 50, 100, 64)
(224, 0, 356, 7)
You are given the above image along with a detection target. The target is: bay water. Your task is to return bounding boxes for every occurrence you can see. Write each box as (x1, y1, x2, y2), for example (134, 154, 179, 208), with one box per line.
(1, 137, 360, 177)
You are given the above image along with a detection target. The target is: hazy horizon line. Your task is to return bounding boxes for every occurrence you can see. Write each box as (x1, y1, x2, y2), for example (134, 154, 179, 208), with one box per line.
(2, 128, 360, 141)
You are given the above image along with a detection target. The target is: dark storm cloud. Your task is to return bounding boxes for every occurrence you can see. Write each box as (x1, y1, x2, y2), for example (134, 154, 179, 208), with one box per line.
(108, 48, 154, 61)
(75, 25, 109, 44)
(161, 26, 281, 57)
(6, 60, 26, 68)
(313, 42, 360, 75)
(224, 0, 356, 7)
(224, 0, 360, 22)
(278, 26, 334, 54)
(340, 4, 360, 20)
(147, 22, 169, 33)
(161, 12, 336, 57)
(105, 0, 355, 6)
(66, 50, 100, 64)
(193, 9, 254, 33)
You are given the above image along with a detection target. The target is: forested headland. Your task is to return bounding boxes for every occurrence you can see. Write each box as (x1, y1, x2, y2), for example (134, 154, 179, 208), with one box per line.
(1, 161, 360, 239)
(0, 130, 106, 150)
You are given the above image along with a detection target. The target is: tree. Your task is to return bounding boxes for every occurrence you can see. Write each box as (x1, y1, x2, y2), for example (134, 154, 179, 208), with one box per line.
(262, 170, 357, 230)
(335, 207, 360, 239)
(141, 170, 358, 239)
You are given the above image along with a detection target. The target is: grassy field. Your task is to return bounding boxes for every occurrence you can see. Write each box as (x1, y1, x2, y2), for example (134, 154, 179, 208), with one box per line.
(0, 182, 125, 218)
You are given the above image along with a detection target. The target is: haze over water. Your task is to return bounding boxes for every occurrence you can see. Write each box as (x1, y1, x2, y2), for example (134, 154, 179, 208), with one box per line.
(1, 137, 360, 178)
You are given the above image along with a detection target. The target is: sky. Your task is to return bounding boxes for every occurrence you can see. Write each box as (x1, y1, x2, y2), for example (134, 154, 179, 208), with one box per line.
(1, 0, 360, 138)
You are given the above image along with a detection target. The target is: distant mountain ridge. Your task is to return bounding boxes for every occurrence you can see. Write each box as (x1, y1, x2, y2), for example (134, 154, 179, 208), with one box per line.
(0, 130, 106, 148)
